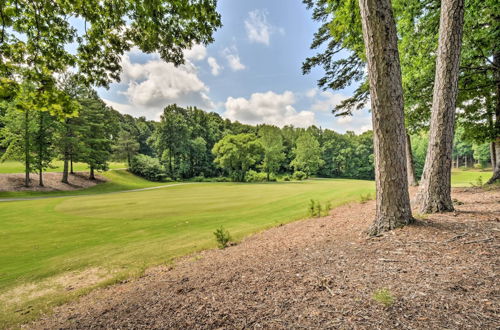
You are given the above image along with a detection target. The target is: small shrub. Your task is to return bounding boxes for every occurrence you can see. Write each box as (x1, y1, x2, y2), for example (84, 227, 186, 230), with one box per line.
(470, 176, 483, 187)
(283, 175, 291, 182)
(293, 171, 307, 181)
(129, 154, 166, 181)
(245, 170, 267, 182)
(473, 163, 483, 169)
(215, 176, 231, 182)
(360, 193, 372, 204)
(308, 199, 316, 217)
(324, 201, 332, 214)
(191, 175, 209, 182)
(213, 226, 231, 249)
(372, 288, 394, 307)
(315, 201, 322, 217)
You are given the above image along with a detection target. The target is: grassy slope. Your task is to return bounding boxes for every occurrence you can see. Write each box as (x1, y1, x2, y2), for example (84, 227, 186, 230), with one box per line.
(0, 178, 374, 326)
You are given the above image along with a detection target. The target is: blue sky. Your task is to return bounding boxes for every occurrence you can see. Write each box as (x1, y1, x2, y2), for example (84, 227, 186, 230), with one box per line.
(100, 0, 372, 133)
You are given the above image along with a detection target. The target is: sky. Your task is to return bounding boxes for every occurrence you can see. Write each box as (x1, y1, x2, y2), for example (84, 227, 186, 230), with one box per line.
(98, 0, 372, 134)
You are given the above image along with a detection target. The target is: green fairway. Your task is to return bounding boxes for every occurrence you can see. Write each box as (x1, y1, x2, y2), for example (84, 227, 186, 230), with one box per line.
(0, 178, 374, 326)
(0, 160, 126, 174)
(451, 168, 492, 187)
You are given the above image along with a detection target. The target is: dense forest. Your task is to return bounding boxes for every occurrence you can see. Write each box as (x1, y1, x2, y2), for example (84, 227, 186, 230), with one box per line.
(0, 86, 491, 184)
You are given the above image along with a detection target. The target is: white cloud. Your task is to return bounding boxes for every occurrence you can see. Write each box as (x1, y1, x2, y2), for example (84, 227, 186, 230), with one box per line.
(309, 91, 348, 112)
(306, 88, 318, 98)
(223, 91, 315, 128)
(332, 109, 372, 134)
(222, 47, 246, 71)
(111, 53, 214, 119)
(244, 9, 283, 46)
(207, 56, 222, 76)
(183, 44, 207, 61)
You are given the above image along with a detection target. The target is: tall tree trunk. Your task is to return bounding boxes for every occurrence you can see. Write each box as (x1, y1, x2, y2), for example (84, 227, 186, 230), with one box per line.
(490, 142, 496, 171)
(24, 110, 30, 187)
(70, 154, 74, 174)
(465, 155, 468, 168)
(62, 152, 69, 184)
(456, 154, 459, 168)
(89, 166, 95, 180)
(38, 112, 44, 187)
(417, 0, 465, 213)
(406, 134, 418, 186)
(358, 0, 413, 236)
(487, 52, 500, 184)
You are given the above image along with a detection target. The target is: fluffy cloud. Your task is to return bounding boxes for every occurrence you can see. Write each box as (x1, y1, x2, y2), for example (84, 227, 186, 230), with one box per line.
(222, 47, 246, 71)
(112, 53, 214, 119)
(183, 44, 207, 61)
(244, 9, 283, 45)
(332, 109, 372, 134)
(309, 91, 348, 112)
(207, 56, 222, 76)
(223, 91, 315, 128)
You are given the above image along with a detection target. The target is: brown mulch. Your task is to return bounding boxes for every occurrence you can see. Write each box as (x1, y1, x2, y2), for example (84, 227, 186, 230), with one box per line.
(29, 188, 500, 329)
(0, 172, 105, 192)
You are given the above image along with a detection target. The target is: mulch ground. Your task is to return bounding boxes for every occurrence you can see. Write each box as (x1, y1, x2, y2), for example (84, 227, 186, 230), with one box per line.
(29, 187, 500, 329)
(0, 172, 105, 192)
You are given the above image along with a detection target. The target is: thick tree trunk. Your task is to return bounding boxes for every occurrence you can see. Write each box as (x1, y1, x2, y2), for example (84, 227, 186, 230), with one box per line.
(406, 134, 418, 186)
(490, 142, 496, 171)
(358, 0, 413, 236)
(89, 166, 95, 180)
(62, 153, 69, 184)
(417, 0, 464, 213)
(24, 110, 30, 187)
(487, 52, 500, 184)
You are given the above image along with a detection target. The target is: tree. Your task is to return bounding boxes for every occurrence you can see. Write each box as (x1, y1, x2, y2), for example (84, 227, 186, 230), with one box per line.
(291, 132, 324, 177)
(417, 0, 465, 213)
(78, 97, 116, 180)
(212, 134, 263, 182)
(358, 0, 413, 235)
(258, 125, 285, 181)
(114, 130, 140, 167)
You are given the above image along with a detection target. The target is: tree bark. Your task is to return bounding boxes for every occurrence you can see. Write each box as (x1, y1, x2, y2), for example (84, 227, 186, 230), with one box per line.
(89, 166, 95, 180)
(487, 52, 500, 184)
(38, 112, 44, 187)
(417, 0, 464, 213)
(406, 134, 418, 186)
(70, 154, 74, 174)
(490, 142, 496, 171)
(358, 0, 413, 236)
(24, 110, 30, 187)
(62, 152, 69, 184)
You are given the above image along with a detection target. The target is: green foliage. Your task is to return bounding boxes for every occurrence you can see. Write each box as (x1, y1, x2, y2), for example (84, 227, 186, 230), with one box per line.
(212, 133, 263, 182)
(129, 155, 165, 182)
(213, 226, 231, 249)
(258, 125, 285, 181)
(470, 176, 484, 188)
(372, 288, 394, 307)
(359, 193, 372, 204)
(293, 171, 307, 181)
(308, 199, 331, 217)
(283, 175, 291, 181)
(245, 170, 269, 182)
(114, 130, 140, 166)
(291, 132, 324, 176)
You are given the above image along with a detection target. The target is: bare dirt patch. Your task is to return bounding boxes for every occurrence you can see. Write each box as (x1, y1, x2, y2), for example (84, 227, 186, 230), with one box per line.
(0, 172, 105, 192)
(29, 187, 500, 329)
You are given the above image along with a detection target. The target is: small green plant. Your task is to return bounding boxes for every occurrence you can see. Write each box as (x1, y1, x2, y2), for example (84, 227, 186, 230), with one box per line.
(360, 193, 372, 204)
(283, 175, 291, 181)
(469, 176, 483, 187)
(315, 201, 322, 217)
(372, 288, 394, 307)
(293, 171, 307, 181)
(213, 226, 231, 249)
(324, 201, 332, 215)
(309, 199, 316, 217)
(308, 199, 329, 217)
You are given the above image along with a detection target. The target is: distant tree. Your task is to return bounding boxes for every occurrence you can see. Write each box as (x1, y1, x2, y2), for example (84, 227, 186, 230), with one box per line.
(114, 130, 140, 167)
(32, 111, 57, 186)
(78, 97, 116, 180)
(472, 143, 491, 168)
(258, 125, 285, 181)
(212, 134, 263, 182)
(291, 132, 324, 177)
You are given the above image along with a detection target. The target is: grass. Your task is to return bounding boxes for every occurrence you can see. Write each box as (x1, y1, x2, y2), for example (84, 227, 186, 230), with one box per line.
(0, 160, 126, 174)
(0, 178, 374, 326)
(0, 169, 171, 199)
(450, 168, 492, 187)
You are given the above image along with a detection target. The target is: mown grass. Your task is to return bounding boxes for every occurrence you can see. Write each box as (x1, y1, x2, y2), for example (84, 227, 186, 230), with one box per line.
(451, 168, 492, 187)
(0, 178, 374, 327)
(0, 160, 126, 174)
